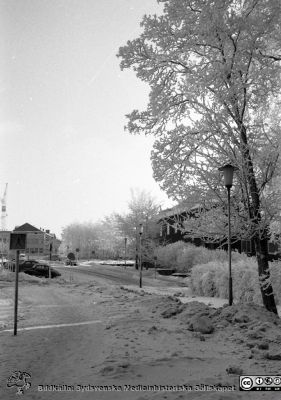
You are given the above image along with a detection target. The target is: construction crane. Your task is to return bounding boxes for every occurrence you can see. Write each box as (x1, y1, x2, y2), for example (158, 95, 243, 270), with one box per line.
(1, 183, 8, 230)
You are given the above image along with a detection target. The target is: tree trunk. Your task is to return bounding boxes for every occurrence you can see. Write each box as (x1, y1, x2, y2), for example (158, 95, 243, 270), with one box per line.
(239, 124, 278, 314)
(254, 234, 278, 314)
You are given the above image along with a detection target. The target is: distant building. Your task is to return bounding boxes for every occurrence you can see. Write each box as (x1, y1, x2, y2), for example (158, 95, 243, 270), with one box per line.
(0, 223, 61, 259)
(156, 205, 280, 260)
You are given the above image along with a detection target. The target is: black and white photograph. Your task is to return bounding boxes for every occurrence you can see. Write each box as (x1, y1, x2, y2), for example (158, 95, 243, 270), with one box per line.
(1, 1, 281, 399)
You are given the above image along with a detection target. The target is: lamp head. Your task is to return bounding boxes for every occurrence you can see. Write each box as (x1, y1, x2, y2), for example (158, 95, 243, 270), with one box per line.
(218, 164, 238, 188)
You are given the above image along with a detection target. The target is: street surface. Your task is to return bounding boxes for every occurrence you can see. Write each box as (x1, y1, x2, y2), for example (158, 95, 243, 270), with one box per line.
(65, 261, 181, 287)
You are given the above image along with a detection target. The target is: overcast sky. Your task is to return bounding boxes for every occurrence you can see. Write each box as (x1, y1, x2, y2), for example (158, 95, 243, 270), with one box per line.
(0, 0, 173, 236)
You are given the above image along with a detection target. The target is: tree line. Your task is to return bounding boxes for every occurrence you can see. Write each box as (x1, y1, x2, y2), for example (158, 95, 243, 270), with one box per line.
(61, 189, 161, 261)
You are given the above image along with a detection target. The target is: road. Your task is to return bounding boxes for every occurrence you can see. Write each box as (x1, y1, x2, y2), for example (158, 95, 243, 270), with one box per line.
(64, 261, 181, 288)
(66, 262, 139, 285)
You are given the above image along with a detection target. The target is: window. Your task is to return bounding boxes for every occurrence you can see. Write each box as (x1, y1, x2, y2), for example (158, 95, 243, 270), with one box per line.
(159, 225, 163, 237)
(241, 240, 252, 254)
(167, 224, 170, 236)
(268, 242, 279, 254)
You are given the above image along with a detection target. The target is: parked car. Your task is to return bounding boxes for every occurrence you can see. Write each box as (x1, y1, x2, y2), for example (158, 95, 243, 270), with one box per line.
(24, 263, 61, 279)
(156, 268, 177, 276)
(65, 259, 77, 266)
(3, 259, 39, 272)
(19, 253, 27, 261)
(171, 272, 191, 278)
(19, 260, 39, 272)
(50, 254, 61, 261)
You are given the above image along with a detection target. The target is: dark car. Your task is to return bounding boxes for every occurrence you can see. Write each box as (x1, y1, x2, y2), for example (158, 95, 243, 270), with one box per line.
(4, 259, 39, 272)
(24, 263, 61, 279)
(50, 254, 61, 261)
(156, 268, 177, 276)
(19, 260, 39, 272)
(65, 259, 77, 266)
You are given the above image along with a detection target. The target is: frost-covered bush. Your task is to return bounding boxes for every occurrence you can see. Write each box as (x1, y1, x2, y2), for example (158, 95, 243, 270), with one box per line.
(154, 241, 248, 272)
(176, 245, 199, 271)
(190, 262, 228, 298)
(155, 241, 281, 304)
(190, 258, 281, 305)
(154, 241, 186, 269)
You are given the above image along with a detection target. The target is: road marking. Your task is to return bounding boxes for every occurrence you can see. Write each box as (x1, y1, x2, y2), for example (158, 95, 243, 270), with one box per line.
(0, 320, 102, 333)
(0, 301, 13, 307)
(25, 304, 71, 308)
(0, 304, 73, 309)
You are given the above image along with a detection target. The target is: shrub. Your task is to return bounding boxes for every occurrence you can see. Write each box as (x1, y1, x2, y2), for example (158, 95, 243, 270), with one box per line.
(154, 241, 248, 272)
(155, 241, 281, 305)
(154, 241, 187, 270)
(190, 258, 281, 305)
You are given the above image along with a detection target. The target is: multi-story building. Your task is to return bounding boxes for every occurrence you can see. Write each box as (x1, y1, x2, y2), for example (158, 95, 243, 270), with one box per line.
(0, 223, 61, 259)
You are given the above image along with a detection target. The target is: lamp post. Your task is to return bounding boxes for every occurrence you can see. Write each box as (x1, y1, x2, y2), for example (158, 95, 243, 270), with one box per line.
(139, 224, 144, 288)
(124, 237, 127, 268)
(218, 163, 238, 306)
(154, 256, 157, 279)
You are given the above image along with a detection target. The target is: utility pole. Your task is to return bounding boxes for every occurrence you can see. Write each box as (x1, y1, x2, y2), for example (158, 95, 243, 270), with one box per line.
(49, 242, 52, 279)
(124, 237, 127, 268)
(10, 233, 26, 336)
(139, 224, 143, 288)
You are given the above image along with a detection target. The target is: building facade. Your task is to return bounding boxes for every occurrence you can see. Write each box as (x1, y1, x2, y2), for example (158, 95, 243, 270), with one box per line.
(0, 223, 61, 259)
(156, 205, 280, 261)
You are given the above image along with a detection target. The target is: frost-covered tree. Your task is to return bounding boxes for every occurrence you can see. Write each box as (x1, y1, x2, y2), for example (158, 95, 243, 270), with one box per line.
(61, 221, 123, 259)
(114, 188, 161, 265)
(114, 188, 161, 236)
(118, 0, 281, 313)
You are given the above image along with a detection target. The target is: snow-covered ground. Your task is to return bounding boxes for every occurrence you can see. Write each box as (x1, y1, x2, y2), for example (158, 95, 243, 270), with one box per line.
(1, 267, 281, 399)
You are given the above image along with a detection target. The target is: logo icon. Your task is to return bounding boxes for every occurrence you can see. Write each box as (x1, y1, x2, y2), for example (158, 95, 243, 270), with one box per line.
(274, 377, 281, 385)
(240, 377, 253, 390)
(7, 371, 31, 395)
(255, 377, 263, 385)
(264, 376, 273, 385)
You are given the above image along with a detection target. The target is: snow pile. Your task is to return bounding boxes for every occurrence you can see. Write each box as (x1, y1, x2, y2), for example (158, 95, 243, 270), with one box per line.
(156, 299, 281, 360)
(0, 269, 48, 284)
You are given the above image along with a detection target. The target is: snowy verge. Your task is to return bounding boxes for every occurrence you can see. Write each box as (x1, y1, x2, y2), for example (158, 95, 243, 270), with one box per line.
(120, 284, 281, 315)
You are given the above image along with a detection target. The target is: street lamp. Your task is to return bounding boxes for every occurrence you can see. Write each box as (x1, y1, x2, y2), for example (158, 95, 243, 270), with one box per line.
(139, 224, 144, 288)
(218, 163, 238, 306)
(124, 237, 127, 269)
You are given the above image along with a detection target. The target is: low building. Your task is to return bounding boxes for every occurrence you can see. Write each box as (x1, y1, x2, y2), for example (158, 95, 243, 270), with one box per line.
(156, 205, 280, 260)
(13, 223, 61, 258)
(0, 223, 61, 259)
